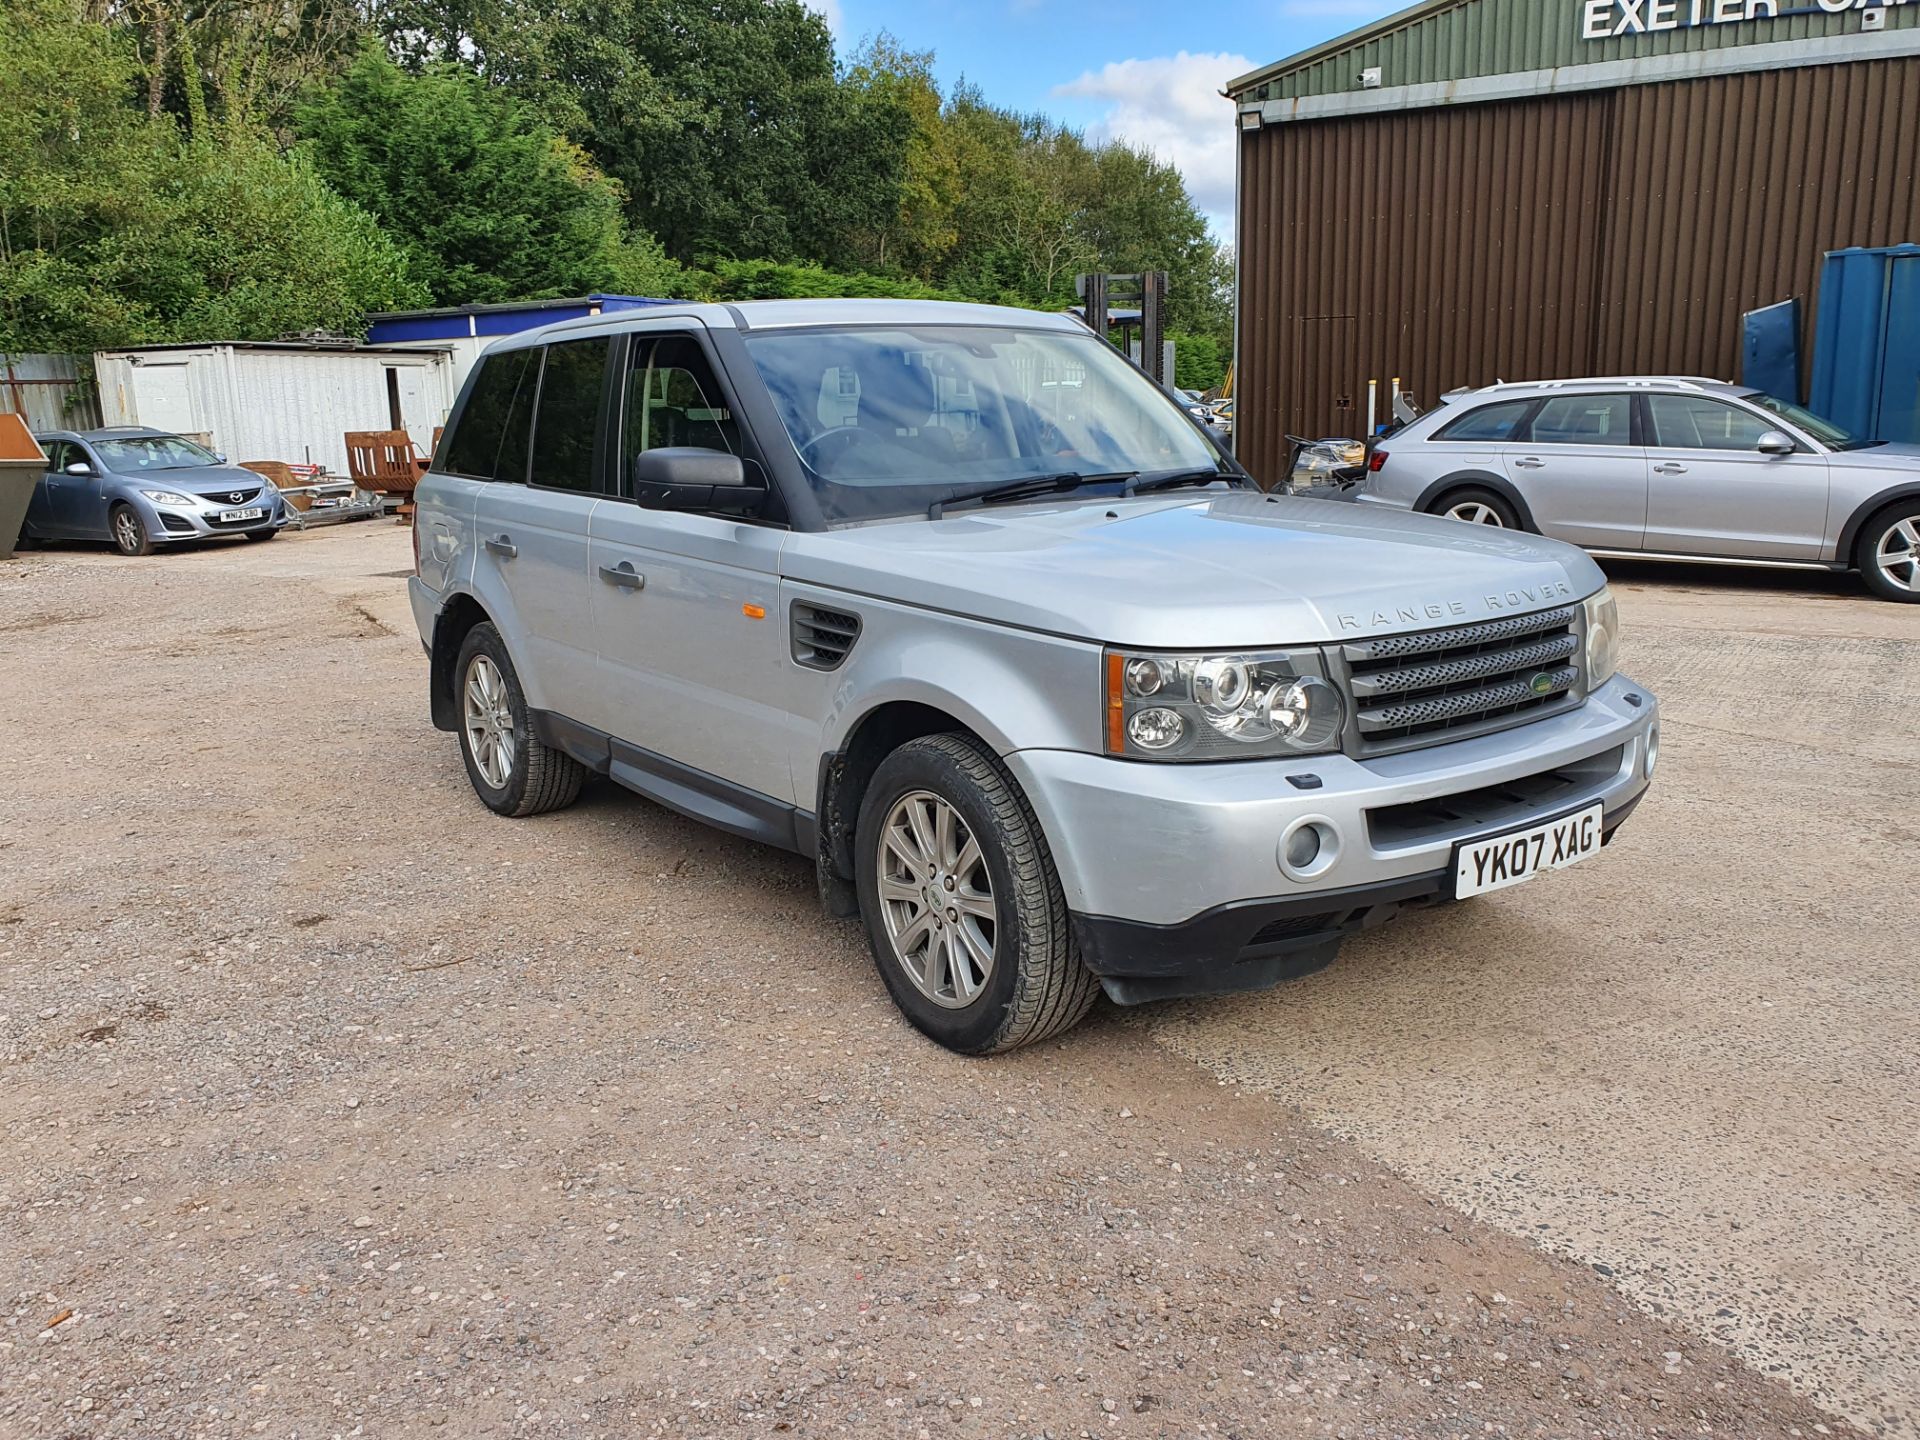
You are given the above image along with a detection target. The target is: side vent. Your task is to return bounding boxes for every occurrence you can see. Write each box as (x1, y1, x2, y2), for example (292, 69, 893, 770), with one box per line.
(791, 602, 861, 671)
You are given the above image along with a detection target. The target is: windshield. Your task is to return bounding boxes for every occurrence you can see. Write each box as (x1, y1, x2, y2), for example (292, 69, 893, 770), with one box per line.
(743, 325, 1234, 521)
(1743, 392, 1880, 451)
(95, 435, 221, 472)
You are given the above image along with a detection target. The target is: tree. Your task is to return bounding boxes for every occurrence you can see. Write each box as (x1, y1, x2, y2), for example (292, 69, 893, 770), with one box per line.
(378, 0, 906, 266)
(0, 0, 420, 353)
(296, 46, 686, 305)
(841, 36, 958, 278)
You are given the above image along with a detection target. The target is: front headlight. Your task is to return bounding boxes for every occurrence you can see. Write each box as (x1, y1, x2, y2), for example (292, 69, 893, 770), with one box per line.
(1104, 648, 1345, 761)
(139, 488, 198, 506)
(1583, 586, 1619, 687)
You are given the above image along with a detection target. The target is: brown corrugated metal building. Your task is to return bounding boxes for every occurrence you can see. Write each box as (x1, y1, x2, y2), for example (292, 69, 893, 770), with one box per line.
(1228, 0, 1920, 485)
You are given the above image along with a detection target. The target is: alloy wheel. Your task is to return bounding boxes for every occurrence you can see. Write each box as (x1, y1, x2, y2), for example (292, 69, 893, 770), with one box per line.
(875, 789, 997, 1009)
(1445, 500, 1506, 526)
(462, 654, 517, 789)
(113, 509, 143, 552)
(1874, 517, 1920, 594)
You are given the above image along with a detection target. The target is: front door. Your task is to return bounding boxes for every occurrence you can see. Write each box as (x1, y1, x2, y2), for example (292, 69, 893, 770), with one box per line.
(1502, 392, 1647, 549)
(41, 440, 106, 537)
(1641, 394, 1830, 559)
(587, 330, 797, 807)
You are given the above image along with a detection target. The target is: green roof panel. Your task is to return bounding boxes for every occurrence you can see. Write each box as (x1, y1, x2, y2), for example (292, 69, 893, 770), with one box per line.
(1231, 0, 1920, 102)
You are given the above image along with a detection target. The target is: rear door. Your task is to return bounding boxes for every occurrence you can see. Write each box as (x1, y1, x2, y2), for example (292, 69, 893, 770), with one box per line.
(587, 328, 797, 807)
(451, 341, 606, 721)
(476, 337, 614, 723)
(1641, 394, 1829, 559)
(1502, 392, 1647, 549)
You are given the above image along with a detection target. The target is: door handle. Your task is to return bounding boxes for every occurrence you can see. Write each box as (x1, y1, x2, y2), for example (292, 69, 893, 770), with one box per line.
(1653, 463, 1688, 475)
(484, 533, 517, 558)
(1513, 456, 1545, 469)
(598, 561, 645, 591)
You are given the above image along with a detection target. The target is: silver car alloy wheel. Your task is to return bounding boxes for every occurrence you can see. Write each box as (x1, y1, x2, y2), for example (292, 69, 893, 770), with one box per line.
(1874, 516, 1920, 594)
(1444, 500, 1505, 527)
(876, 789, 997, 1009)
(463, 654, 517, 789)
(113, 508, 143, 552)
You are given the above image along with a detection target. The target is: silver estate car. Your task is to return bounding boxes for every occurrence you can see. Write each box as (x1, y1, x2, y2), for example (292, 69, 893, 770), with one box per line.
(409, 300, 1658, 1054)
(1354, 377, 1920, 602)
(25, 427, 290, 555)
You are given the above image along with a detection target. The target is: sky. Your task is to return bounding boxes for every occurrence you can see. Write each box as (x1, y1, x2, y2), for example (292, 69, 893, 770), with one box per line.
(812, 0, 1401, 238)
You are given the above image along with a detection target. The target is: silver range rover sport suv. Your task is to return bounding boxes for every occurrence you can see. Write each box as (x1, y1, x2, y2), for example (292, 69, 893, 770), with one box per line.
(408, 300, 1659, 1054)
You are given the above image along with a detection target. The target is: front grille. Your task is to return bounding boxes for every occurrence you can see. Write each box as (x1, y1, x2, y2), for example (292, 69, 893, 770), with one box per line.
(1335, 605, 1583, 754)
(1367, 745, 1625, 849)
(201, 487, 261, 507)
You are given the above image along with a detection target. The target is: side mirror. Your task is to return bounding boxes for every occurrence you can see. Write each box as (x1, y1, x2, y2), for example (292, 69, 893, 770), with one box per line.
(1756, 431, 1796, 456)
(214, 452, 228, 464)
(631, 447, 764, 514)
(64, 461, 93, 476)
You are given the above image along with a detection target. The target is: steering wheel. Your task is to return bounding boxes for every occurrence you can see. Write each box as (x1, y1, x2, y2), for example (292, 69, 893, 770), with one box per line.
(796, 426, 868, 470)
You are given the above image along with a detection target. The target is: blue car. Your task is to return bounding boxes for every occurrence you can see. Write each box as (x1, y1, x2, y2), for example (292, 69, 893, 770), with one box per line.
(25, 426, 291, 555)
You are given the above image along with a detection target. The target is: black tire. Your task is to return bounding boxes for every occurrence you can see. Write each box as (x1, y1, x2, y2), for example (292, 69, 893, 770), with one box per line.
(453, 623, 586, 817)
(854, 733, 1099, 1055)
(109, 503, 154, 556)
(1855, 502, 1920, 603)
(243, 526, 279, 542)
(1428, 485, 1521, 530)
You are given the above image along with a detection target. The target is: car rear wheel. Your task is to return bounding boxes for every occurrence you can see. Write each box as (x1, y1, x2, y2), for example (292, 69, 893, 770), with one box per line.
(454, 623, 586, 816)
(1432, 486, 1519, 529)
(109, 503, 153, 556)
(1858, 502, 1920, 603)
(855, 733, 1099, 1055)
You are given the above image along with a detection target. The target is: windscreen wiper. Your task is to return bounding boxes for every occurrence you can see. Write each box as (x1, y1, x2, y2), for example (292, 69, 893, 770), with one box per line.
(1123, 467, 1238, 497)
(928, 471, 1135, 520)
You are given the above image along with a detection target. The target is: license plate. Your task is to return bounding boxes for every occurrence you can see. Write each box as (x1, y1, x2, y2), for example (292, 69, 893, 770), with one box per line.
(220, 506, 267, 523)
(1455, 803, 1603, 899)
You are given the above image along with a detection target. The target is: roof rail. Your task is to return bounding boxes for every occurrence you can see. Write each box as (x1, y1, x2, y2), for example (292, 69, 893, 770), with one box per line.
(1473, 376, 1726, 394)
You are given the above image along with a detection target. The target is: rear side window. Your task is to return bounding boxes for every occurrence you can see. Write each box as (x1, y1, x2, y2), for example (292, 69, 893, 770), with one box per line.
(1434, 400, 1532, 443)
(528, 337, 613, 492)
(1528, 394, 1633, 446)
(440, 349, 536, 480)
(1647, 395, 1777, 451)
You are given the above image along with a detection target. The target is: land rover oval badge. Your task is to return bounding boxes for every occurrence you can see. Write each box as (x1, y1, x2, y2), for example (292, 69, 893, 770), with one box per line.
(1529, 672, 1558, 696)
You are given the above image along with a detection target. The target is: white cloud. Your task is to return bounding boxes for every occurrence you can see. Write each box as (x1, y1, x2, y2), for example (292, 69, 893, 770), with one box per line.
(1054, 51, 1253, 235)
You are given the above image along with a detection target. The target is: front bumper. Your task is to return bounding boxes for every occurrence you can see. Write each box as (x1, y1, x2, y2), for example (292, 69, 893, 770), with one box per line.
(142, 493, 288, 542)
(1005, 675, 1658, 1003)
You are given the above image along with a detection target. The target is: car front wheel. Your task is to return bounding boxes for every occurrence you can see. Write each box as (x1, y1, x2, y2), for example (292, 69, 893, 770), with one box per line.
(1859, 503, 1920, 603)
(855, 733, 1099, 1055)
(454, 623, 586, 816)
(109, 503, 153, 556)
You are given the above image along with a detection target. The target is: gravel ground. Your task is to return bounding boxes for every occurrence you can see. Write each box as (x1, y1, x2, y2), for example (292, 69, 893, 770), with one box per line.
(0, 525, 1868, 1439)
(1149, 558, 1920, 1437)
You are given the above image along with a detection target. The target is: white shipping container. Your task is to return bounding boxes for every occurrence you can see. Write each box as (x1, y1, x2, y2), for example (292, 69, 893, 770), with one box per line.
(92, 343, 456, 477)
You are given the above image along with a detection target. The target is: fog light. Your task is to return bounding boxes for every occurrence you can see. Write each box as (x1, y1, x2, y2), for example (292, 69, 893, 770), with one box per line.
(1284, 825, 1321, 870)
(1278, 818, 1339, 880)
(1645, 721, 1659, 778)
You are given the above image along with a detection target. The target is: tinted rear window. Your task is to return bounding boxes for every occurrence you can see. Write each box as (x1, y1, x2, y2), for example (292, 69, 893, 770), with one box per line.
(440, 350, 536, 480)
(1434, 400, 1532, 443)
(528, 337, 612, 492)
